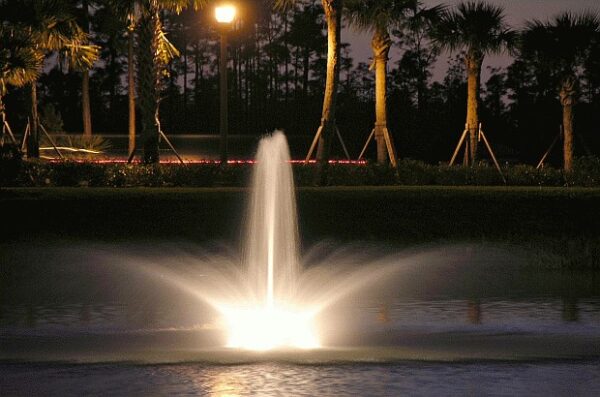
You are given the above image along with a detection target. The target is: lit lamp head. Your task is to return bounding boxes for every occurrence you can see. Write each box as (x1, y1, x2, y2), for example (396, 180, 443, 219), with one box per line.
(215, 4, 236, 24)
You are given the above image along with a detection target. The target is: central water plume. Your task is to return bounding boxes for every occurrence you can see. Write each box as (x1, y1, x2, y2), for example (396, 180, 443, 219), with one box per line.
(243, 131, 299, 308)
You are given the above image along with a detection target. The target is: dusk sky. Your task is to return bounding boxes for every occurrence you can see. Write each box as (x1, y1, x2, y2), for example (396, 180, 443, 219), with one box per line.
(345, 0, 600, 81)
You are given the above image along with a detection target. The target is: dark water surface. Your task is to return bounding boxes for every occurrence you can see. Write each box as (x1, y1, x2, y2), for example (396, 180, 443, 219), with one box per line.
(2, 242, 599, 395)
(2, 360, 600, 396)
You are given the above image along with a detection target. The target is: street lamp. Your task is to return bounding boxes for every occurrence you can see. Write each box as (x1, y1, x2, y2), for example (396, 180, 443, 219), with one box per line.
(215, 4, 236, 164)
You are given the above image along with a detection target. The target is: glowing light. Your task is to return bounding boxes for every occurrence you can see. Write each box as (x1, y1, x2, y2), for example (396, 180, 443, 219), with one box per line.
(215, 4, 236, 24)
(45, 158, 369, 165)
(221, 306, 320, 351)
(40, 146, 102, 154)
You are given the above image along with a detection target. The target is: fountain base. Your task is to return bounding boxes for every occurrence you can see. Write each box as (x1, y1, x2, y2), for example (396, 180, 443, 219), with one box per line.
(221, 305, 320, 351)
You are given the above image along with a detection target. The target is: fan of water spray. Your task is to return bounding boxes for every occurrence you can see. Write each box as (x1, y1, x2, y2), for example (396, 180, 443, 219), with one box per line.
(214, 131, 319, 350)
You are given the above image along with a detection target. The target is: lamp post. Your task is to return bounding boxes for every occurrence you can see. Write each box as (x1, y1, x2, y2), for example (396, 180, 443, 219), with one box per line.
(215, 4, 236, 164)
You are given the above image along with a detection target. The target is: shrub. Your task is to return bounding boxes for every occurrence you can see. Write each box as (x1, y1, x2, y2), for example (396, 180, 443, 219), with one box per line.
(0, 144, 22, 186)
(5, 156, 600, 188)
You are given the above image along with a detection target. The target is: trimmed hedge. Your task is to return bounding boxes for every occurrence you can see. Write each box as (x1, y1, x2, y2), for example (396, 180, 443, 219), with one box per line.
(2, 155, 600, 187)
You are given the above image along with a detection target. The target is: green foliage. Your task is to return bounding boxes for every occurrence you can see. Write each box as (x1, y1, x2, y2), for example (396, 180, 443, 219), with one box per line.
(40, 104, 64, 133)
(345, 0, 417, 34)
(4, 157, 600, 187)
(0, 144, 22, 186)
(0, 26, 43, 92)
(39, 134, 112, 160)
(432, 1, 515, 57)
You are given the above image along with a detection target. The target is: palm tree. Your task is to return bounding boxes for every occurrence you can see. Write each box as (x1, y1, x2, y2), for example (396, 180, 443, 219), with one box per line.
(0, 27, 43, 146)
(0, 0, 98, 158)
(346, 0, 417, 165)
(104, 0, 139, 158)
(80, 0, 94, 138)
(432, 1, 513, 163)
(108, 0, 206, 163)
(521, 12, 600, 171)
(278, 0, 344, 182)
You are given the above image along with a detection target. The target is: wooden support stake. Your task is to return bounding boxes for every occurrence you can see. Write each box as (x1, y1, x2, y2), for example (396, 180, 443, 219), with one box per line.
(450, 127, 469, 166)
(358, 129, 375, 161)
(335, 126, 351, 160)
(127, 144, 136, 163)
(158, 129, 185, 164)
(536, 127, 562, 169)
(21, 120, 30, 153)
(305, 123, 350, 162)
(358, 126, 397, 166)
(382, 126, 398, 167)
(38, 122, 64, 159)
(2, 120, 18, 145)
(305, 125, 323, 163)
(479, 128, 506, 184)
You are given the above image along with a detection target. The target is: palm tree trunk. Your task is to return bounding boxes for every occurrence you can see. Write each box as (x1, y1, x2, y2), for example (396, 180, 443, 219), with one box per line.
(560, 77, 576, 172)
(465, 52, 482, 164)
(137, 9, 159, 164)
(82, 71, 92, 137)
(372, 29, 391, 165)
(128, 27, 136, 157)
(0, 92, 7, 143)
(27, 83, 39, 158)
(315, 0, 342, 181)
(82, 0, 92, 137)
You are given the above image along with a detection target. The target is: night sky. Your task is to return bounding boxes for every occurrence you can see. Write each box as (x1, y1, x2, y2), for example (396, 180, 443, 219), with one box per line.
(345, 0, 600, 81)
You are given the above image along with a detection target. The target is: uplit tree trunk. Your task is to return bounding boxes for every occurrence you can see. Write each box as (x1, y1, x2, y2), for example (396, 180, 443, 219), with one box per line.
(0, 92, 7, 143)
(137, 7, 160, 164)
(81, 0, 92, 137)
(465, 51, 483, 164)
(314, 0, 342, 182)
(82, 72, 92, 137)
(27, 83, 39, 158)
(372, 29, 391, 165)
(128, 25, 136, 157)
(560, 77, 576, 172)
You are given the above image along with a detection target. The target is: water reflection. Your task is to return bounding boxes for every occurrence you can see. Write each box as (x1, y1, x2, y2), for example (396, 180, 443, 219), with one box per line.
(3, 297, 599, 337)
(467, 300, 482, 324)
(3, 362, 600, 396)
(562, 297, 579, 322)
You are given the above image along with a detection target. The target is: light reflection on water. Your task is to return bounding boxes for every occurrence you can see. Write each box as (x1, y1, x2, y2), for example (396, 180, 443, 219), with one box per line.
(3, 298, 599, 335)
(2, 361, 600, 396)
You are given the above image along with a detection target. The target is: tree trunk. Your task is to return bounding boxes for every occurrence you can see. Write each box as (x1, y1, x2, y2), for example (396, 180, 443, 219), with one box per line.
(27, 83, 39, 158)
(465, 52, 482, 164)
(128, 27, 136, 157)
(81, 0, 92, 137)
(137, 8, 159, 164)
(560, 77, 576, 172)
(372, 29, 391, 165)
(314, 0, 342, 182)
(0, 92, 7, 144)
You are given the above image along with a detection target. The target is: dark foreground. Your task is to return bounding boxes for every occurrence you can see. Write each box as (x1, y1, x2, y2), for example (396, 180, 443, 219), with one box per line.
(2, 186, 600, 267)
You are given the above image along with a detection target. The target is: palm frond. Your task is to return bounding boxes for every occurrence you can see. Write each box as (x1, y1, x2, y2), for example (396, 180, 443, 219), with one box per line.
(154, 28, 180, 67)
(521, 11, 600, 74)
(61, 43, 100, 71)
(345, 0, 418, 34)
(0, 27, 43, 92)
(432, 0, 513, 56)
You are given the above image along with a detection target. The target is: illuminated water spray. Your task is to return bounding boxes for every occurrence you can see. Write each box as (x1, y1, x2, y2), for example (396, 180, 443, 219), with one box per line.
(222, 131, 318, 350)
(244, 131, 299, 307)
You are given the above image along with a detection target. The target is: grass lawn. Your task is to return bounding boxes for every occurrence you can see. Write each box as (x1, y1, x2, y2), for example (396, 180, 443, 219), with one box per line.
(2, 186, 600, 268)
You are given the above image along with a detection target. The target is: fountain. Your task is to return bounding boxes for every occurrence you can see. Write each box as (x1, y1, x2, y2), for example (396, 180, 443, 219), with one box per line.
(2, 130, 599, 372)
(220, 131, 318, 350)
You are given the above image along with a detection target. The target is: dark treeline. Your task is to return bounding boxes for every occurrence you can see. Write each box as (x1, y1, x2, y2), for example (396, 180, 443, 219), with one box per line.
(2, 0, 600, 166)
